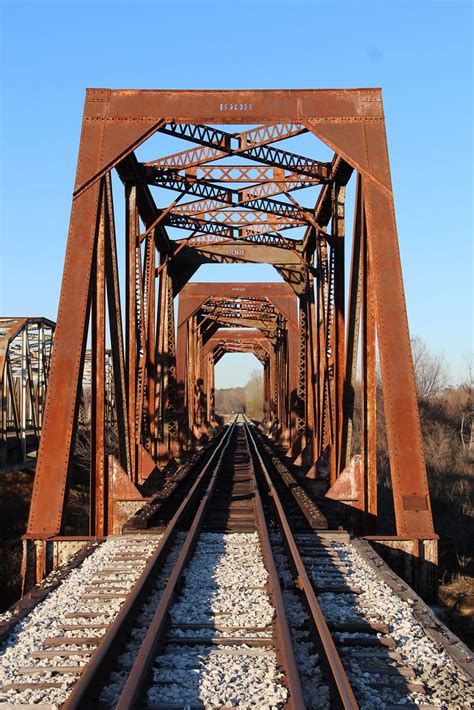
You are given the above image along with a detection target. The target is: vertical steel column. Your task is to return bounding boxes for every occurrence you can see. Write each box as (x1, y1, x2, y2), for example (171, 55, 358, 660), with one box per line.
(203, 352, 211, 426)
(365, 175, 434, 535)
(105, 174, 131, 478)
(210, 355, 216, 424)
(296, 300, 307, 448)
(314, 265, 322, 463)
(126, 183, 139, 483)
(280, 335, 286, 432)
(199, 327, 206, 434)
(20, 328, 27, 462)
(155, 260, 167, 457)
(267, 352, 272, 426)
(316, 236, 330, 467)
(7, 361, 21, 459)
(25, 329, 39, 444)
(273, 337, 280, 430)
(271, 347, 278, 427)
(203, 348, 211, 431)
(162, 272, 179, 457)
(210, 353, 215, 426)
(193, 322, 202, 438)
(197, 325, 204, 436)
(187, 317, 194, 441)
(282, 330, 290, 433)
(306, 272, 318, 475)
(287, 312, 299, 446)
(176, 305, 188, 452)
(105, 352, 114, 427)
(277, 331, 285, 435)
(361, 201, 377, 530)
(333, 183, 346, 479)
(145, 233, 156, 456)
(341, 175, 363, 470)
(263, 360, 268, 422)
(282, 333, 288, 432)
(134, 239, 146, 472)
(191, 317, 200, 439)
(90, 181, 106, 536)
(37, 323, 45, 428)
(326, 238, 337, 484)
(265, 350, 271, 426)
(207, 354, 213, 424)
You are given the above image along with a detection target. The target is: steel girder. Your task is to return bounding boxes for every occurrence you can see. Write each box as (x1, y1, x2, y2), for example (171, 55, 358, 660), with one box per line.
(25, 89, 435, 597)
(203, 330, 274, 426)
(176, 284, 298, 448)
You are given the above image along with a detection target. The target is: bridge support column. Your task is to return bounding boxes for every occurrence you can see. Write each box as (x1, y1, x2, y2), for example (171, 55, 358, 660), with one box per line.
(364, 536, 438, 602)
(331, 182, 346, 485)
(21, 538, 96, 594)
(289, 298, 306, 461)
(156, 266, 180, 464)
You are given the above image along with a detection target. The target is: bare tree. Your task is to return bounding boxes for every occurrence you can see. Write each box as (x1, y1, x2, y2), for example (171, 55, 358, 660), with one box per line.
(215, 387, 246, 414)
(460, 352, 473, 401)
(460, 353, 473, 460)
(411, 336, 448, 400)
(245, 369, 263, 420)
(74, 425, 119, 472)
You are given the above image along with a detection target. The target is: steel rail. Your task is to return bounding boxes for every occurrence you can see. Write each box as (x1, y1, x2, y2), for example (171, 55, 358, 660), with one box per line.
(241, 424, 306, 709)
(243, 416, 359, 710)
(114, 421, 237, 708)
(115, 416, 306, 709)
(64, 419, 237, 710)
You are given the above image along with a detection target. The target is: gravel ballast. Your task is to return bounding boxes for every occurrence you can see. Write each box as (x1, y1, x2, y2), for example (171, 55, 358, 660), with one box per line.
(326, 540, 473, 709)
(144, 532, 288, 709)
(0, 526, 472, 708)
(0, 535, 161, 706)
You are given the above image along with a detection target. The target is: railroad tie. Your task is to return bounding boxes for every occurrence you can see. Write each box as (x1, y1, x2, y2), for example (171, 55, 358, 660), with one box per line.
(30, 650, 93, 659)
(42, 636, 102, 647)
(15, 665, 84, 675)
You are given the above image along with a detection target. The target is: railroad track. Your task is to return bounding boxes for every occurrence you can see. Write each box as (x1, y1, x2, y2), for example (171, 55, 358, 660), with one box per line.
(243, 417, 426, 709)
(1, 417, 304, 708)
(0, 417, 472, 708)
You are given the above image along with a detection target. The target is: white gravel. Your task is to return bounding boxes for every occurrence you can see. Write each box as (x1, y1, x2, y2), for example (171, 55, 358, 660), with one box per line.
(144, 532, 288, 709)
(270, 533, 330, 709)
(0, 534, 161, 706)
(98, 532, 187, 704)
(0, 522, 471, 709)
(268, 530, 473, 709)
(170, 534, 273, 632)
(324, 540, 474, 709)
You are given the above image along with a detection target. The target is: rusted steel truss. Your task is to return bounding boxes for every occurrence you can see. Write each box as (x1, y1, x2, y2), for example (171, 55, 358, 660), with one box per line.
(176, 284, 298, 447)
(0, 318, 55, 472)
(203, 331, 273, 428)
(23, 89, 436, 590)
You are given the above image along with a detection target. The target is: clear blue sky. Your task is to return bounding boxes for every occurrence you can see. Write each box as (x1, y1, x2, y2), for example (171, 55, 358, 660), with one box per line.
(1, 0, 472, 388)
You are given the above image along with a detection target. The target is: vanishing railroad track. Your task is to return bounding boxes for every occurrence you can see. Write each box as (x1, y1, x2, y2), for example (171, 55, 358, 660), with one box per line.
(1, 417, 473, 708)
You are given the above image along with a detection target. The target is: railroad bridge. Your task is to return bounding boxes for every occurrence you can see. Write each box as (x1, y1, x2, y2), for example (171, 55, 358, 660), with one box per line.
(3, 89, 436, 578)
(5, 89, 436, 591)
(2, 89, 474, 710)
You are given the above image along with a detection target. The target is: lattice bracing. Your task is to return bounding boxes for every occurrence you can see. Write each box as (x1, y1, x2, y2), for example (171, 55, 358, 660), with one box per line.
(23, 88, 436, 598)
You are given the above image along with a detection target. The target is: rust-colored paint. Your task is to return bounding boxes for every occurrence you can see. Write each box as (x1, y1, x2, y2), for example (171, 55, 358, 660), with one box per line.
(27, 183, 101, 537)
(24, 87, 434, 549)
(326, 455, 362, 504)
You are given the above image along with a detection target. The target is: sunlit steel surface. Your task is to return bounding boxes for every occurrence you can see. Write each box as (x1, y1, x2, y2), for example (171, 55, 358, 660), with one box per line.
(22, 89, 436, 592)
